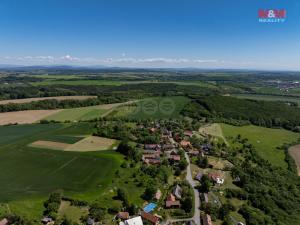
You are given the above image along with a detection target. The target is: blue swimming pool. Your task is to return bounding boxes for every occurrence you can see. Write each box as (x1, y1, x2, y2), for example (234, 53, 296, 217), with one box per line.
(143, 203, 157, 213)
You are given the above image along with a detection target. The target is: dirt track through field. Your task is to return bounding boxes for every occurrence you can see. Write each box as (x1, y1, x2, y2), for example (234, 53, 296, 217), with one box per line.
(30, 140, 71, 150)
(289, 144, 300, 175)
(0, 110, 61, 125)
(0, 95, 97, 105)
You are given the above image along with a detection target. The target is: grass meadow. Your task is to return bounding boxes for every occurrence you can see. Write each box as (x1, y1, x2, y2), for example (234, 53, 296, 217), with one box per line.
(220, 123, 300, 168)
(108, 96, 190, 120)
(44, 105, 110, 122)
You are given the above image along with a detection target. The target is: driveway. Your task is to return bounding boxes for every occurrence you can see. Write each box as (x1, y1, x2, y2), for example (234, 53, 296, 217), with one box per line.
(185, 152, 201, 225)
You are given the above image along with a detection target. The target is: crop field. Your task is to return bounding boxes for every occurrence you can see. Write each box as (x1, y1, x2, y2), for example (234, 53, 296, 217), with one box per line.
(108, 96, 190, 120)
(0, 123, 123, 219)
(44, 102, 131, 122)
(0, 109, 61, 125)
(233, 94, 300, 106)
(66, 136, 117, 152)
(289, 144, 300, 175)
(44, 105, 109, 122)
(220, 123, 300, 168)
(30, 136, 117, 152)
(30, 80, 124, 86)
(0, 95, 97, 105)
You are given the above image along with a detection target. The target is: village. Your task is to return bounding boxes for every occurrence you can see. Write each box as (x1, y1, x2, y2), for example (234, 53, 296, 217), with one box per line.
(75, 120, 244, 225)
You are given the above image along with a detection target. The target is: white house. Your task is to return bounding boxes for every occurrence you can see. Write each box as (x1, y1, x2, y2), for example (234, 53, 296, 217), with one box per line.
(120, 216, 143, 225)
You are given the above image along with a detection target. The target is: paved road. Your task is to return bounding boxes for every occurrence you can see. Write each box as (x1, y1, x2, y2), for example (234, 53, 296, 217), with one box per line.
(185, 152, 201, 225)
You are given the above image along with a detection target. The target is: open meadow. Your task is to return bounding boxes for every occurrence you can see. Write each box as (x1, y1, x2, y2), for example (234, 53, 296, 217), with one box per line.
(107, 96, 190, 120)
(220, 123, 300, 168)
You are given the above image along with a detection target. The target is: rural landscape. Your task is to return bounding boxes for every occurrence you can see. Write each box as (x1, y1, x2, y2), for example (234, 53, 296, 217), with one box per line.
(1, 0, 299, 225)
(0, 69, 300, 225)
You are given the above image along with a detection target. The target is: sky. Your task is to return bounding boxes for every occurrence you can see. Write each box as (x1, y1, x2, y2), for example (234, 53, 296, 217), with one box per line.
(0, 0, 299, 70)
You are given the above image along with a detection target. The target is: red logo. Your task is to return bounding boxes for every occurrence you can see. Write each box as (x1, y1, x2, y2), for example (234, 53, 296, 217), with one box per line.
(258, 9, 286, 23)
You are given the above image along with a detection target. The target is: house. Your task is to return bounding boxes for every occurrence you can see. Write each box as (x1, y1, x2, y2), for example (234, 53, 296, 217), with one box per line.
(208, 173, 224, 184)
(154, 189, 162, 200)
(166, 200, 181, 208)
(195, 172, 203, 181)
(141, 212, 159, 225)
(167, 193, 176, 202)
(202, 214, 212, 225)
(41, 217, 54, 225)
(188, 150, 199, 156)
(180, 140, 191, 149)
(173, 185, 182, 199)
(122, 216, 143, 225)
(144, 158, 161, 165)
(162, 144, 174, 151)
(117, 212, 130, 220)
(142, 154, 159, 160)
(168, 155, 181, 162)
(184, 130, 193, 137)
(144, 144, 161, 151)
(0, 218, 8, 225)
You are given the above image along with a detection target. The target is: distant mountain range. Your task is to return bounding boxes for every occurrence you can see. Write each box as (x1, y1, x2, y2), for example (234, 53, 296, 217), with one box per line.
(0, 64, 298, 73)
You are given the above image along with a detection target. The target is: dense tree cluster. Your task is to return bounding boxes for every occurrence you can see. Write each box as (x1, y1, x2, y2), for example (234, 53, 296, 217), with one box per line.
(225, 136, 300, 225)
(182, 95, 300, 131)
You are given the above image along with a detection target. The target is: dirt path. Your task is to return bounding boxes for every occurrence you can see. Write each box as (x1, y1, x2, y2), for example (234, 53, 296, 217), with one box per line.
(289, 144, 300, 175)
(0, 95, 97, 105)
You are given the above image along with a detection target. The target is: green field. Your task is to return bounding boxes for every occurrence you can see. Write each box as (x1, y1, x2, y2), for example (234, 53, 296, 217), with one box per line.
(108, 96, 190, 120)
(30, 80, 123, 86)
(0, 123, 123, 220)
(43, 135, 84, 144)
(45, 105, 110, 122)
(233, 94, 300, 106)
(220, 123, 300, 168)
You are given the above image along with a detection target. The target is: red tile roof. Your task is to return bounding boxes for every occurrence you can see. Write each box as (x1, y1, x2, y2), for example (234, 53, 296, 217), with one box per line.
(141, 211, 159, 224)
(117, 212, 130, 220)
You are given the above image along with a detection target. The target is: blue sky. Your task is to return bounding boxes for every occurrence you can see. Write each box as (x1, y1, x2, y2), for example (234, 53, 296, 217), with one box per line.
(0, 0, 299, 70)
